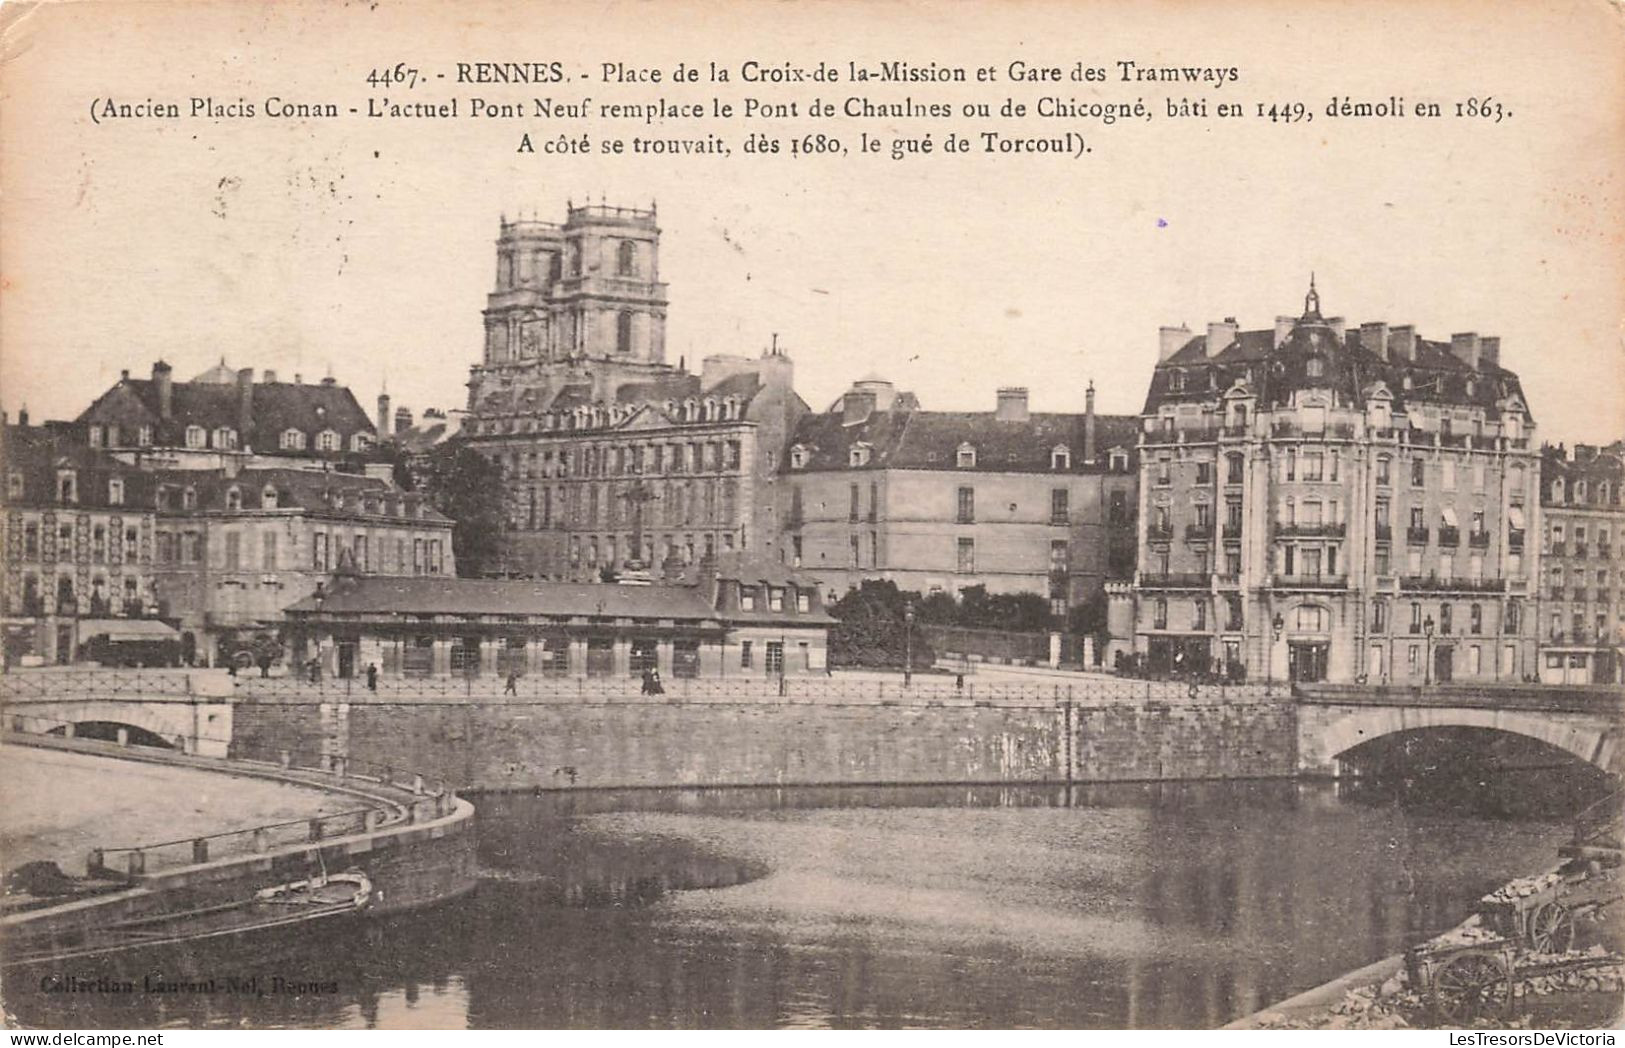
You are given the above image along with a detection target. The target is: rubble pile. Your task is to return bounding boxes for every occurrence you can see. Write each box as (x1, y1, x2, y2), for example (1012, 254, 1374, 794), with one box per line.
(1482, 873, 1563, 904)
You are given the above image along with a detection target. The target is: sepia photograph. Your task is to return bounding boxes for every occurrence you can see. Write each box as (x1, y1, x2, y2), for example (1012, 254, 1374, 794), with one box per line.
(0, 0, 1622, 1034)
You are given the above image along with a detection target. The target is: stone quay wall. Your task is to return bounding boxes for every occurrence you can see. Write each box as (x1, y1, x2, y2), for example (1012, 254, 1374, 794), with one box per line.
(229, 680, 1299, 792)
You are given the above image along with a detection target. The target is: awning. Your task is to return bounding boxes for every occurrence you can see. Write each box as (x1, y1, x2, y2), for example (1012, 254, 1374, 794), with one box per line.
(1441, 506, 1459, 527)
(1508, 505, 1526, 529)
(79, 619, 179, 642)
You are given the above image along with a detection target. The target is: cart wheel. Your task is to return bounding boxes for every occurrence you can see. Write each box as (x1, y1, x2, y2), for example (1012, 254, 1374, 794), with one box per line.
(1433, 953, 1512, 1023)
(1529, 902, 1575, 954)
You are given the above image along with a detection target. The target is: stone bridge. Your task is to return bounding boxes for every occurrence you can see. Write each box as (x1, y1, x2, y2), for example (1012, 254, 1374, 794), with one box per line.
(0, 670, 233, 757)
(1296, 683, 1625, 777)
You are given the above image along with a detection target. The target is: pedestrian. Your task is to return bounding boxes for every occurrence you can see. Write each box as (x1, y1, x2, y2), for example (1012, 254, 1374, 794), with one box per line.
(504, 668, 518, 696)
(955, 672, 965, 691)
(648, 668, 664, 696)
(366, 662, 378, 691)
(639, 666, 654, 695)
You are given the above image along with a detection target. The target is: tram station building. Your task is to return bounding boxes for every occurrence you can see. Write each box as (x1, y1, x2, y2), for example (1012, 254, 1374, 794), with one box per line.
(283, 554, 833, 681)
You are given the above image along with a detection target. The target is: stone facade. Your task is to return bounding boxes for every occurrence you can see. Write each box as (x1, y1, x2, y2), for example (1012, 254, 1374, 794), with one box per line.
(1537, 441, 1625, 683)
(459, 204, 808, 578)
(1126, 281, 1541, 684)
(782, 380, 1139, 609)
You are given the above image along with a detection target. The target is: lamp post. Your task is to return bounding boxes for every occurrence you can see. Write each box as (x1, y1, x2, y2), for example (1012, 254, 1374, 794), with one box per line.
(1423, 614, 1436, 687)
(1270, 613, 1284, 692)
(903, 599, 915, 688)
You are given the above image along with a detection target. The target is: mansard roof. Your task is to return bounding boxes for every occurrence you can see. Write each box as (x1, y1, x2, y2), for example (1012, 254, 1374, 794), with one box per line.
(78, 371, 375, 450)
(142, 466, 449, 522)
(0, 424, 153, 510)
(786, 407, 1139, 474)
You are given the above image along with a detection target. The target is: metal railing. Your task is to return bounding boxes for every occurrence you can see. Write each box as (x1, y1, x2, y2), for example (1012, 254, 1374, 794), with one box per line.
(0, 670, 201, 699)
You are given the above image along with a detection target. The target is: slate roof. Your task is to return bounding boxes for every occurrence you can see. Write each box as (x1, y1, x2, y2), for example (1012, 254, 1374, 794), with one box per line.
(286, 575, 723, 621)
(786, 408, 1140, 474)
(1, 424, 154, 510)
(1145, 312, 1531, 418)
(143, 466, 449, 522)
(1541, 441, 1625, 510)
(78, 370, 375, 451)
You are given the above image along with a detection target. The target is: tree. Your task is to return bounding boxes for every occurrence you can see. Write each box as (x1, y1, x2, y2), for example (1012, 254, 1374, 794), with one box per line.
(407, 440, 508, 577)
(827, 579, 935, 670)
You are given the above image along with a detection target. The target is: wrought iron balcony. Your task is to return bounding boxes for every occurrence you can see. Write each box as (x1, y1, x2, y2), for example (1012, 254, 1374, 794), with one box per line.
(1222, 522, 1243, 539)
(1551, 586, 1566, 600)
(1273, 522, 1347, 538)
(1140, 572, 1211, 589)
(1375, 523, 1393, 542)
(1575, 543, 1589, 558)
(1271, 573, 1348, 589)
(1468, 530, 1491, 548)
(1551, 541, 1567, 556)
(1407, 526, 1431, 545)
(1185, 524, 1215, 542)
(1509, 529, 1525, 551)
(1146, 524, 1174, 543)
(1437, 526, 1461, 547)
(1401, 576, 1507, 593)
(1573, 588, 1589, 603)
(1216, 573, 1243, 587)
(1601, 545, 1614, 560)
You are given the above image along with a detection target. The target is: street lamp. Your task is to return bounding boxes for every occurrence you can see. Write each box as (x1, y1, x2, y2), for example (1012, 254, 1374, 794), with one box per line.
(903, 599, 915, 688)
(1270, 613, 1284, 691)
(1423, 614, 1436, 686)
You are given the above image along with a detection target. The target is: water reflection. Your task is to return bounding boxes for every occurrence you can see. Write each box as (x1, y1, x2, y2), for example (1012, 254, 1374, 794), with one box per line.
(4, 775, 1599, 1029)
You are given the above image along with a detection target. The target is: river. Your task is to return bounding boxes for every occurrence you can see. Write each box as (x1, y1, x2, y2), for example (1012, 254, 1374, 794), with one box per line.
(4, 773, 1603, 1029)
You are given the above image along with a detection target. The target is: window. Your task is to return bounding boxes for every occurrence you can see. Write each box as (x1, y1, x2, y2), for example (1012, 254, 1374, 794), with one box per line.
(57, 471, 77, 503)
(314, 533, 329, 570)
(1306, 357, 1325, 378)
(617, 239, 637, 276)
(1195, 461, 1213, 485)
(1442, 461, 1456, 490)
(213, 427, 237, 450)
(768, 587, 784, 612)
(1372, 600, 1388, 631)
(6, 471, 21, 499)
(797, 590, 811, 613)
(224, 531, 241, 570)
(1192, 599, 1207, 630)
(350, 433, 372, 453)
(1297, 605, 1325, 631)
(1468, 645, 1482, 675)
(957, 486, 975, 524)
(87, 424, 103, 447)
(1411, 458, 1425, 486)
(1157, 457, 1172, 485)
(1440, 603, 1454, 635)
(226, 486, 242, 511)
(281, 429, 306, 450)
(1109, 450, 1129, 473)
(1469, 603, 1483, 634)
(740, 640, 753, 669)
(1227, 454, 1244, 484)
(789, 446, 807, 469)
(1052, 446, 1071, 470)
(137, 424, 153, 446)
(1377, 457, 1391, 486)
(107, 477, 124, 505)
(317, 430, 339, 452)
(957, 537, 975, 573)
(262, 532, 278, 571)
(1051, 488, 1069, 524)
(1302, 452, 1324, 481)
(956, 443, 977, 468)
(181, 486, 196, 510)
(1284, 450, 1296, 482)
(849, 483, 861, 522)
(185, 425, 206, 448)
(616, 311, 634, 353)
(124, 527, 137, 560)
(1153, 598, 1168, 629)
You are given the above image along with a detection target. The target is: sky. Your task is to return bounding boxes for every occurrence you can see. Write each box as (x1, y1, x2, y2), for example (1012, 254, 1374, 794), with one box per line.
(3, 0, 1622, 444)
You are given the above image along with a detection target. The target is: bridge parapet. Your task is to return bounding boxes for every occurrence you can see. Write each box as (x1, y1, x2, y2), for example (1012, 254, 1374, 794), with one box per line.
(1296, 682, 1625, 716)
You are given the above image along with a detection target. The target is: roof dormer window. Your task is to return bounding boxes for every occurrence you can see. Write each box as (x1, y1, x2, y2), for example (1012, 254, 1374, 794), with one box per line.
(225, 486, 242, 511)
(1306, 357, 1326, 379)
(56, 470, 77, 504)
(350, 432, 372, 453)
(1109, 450, 1130, 473)
(213, 426, 237, 450)
(317, 430, 339, 452)
(182, 486, 197, 510)
(262, 485, 278, 510)
(185, 425, 206, 449)
(956, 443, 977, 469)
(790, 445, 808, 470)
(108, 477, 124, 506)
(7, 471, 23, 499)
(137, 425, 153, 447)
(280, 428, 306, 451)
(1169, 370, 1185, 392)
(1051, 445, 1071, 470)
(849, 443, 872, 468)
(87, 424, 104, 448)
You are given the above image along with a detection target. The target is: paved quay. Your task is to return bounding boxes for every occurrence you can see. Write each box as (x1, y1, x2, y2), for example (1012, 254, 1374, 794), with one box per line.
(0, 743, 353, 876)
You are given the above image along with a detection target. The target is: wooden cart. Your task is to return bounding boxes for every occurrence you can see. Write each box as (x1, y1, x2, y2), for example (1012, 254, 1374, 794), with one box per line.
(1406, 938, 1516, 1024)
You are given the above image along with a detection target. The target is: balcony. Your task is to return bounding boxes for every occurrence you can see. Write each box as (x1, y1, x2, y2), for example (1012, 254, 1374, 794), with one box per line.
(1274, 522, 1347, 538)
(1601, 546, 1614, 560)
(1140, 572, 1211, 589)
(1221, 425, 1250, 439)
(1551, 541, 1567, 556)
(1573, 588, 1589, 603)
(1272, 574, 1348, 590)
(1438, 526, 1461, 547)
(1185, 524, 1215, 542)
(1575, 544, 1589, 558)
(1407, 526, 1431, 545)
(1375, 523, 1393, 542)
(1222, 522, 1243, 540)
(1551, 586, 1566, 600)
(1468, 530, 1491, 548)
(1401, 575, 1507, 593)
(1509, 529, 1525, 551)
(1050, 513, 1070, 526)
(1598, 589, 1612, 604)
(1216, 573, 1243, 588)
(1147, 524, 1174, 543)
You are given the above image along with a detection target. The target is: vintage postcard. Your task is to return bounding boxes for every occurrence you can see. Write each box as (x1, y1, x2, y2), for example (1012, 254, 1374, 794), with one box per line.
(1, 0, 1622, 1034)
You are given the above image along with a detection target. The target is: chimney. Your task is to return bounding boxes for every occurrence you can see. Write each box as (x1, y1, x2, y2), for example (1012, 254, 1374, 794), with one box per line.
(293, 372, 303, 385)
(377, 392, 391, 436)
(395, 406, 414, 435)
(17, 405, 28, 427)
(152, 361, 174, 420)
(1389, 325, 1416, 362)
(1084, 380, 1098, 463)
(236, 368, 254, 445)
(320, 376, 336, 387)
(842, 388, 877, 426)
(1205, 319, 1237, 358)
(1360, 322, 1390, 361)
(120, 369, 130, 381)
(262, 369, 278, 383)
(995, 387, 1029, 422)
(1450, 332, 1482, 370)
(1274, 316, 1296, 348)
(1479, 336, 1500, 369)
(1158, 324, 1192, 362)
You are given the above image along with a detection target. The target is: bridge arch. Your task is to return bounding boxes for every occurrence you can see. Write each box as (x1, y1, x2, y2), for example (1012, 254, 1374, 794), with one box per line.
(8, 700, 203, 754)
(1301, 704, 1621, 777)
